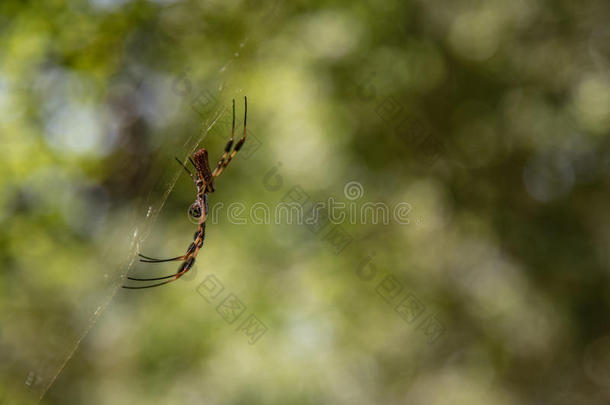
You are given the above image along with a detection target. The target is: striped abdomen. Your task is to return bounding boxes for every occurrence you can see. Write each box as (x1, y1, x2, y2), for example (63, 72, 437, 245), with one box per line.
(193, 149, 214, 192)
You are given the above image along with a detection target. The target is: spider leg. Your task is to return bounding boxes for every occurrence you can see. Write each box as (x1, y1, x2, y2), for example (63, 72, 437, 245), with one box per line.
(197, 194, 209, 225)
(175, 157, 196, 182)
(195, 222, 206, 248)
(122, 280, 177, 289)
(211, 99, 236, 177)
(123, 257, 195, 288)
(127, 273, 181, 281)
(213, 96, 247, 178)
(137, 215, 206, 265)
(138, 253, 185, 263)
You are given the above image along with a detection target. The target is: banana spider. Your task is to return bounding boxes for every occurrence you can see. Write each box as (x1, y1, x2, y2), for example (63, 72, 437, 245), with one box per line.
(123, 96, 247, 289)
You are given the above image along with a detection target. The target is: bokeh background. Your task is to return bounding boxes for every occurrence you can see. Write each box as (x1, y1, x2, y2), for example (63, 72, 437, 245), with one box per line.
(2, 0, 610, 404)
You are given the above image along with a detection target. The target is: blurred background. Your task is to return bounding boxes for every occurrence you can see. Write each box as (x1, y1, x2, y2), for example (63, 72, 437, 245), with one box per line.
(1, 0, 610, 404)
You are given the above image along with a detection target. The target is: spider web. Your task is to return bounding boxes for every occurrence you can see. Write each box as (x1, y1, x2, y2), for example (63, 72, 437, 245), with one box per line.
(32, 109, 225, 402)
(31, 98, 225, 400)
(15, 4, 282, 401)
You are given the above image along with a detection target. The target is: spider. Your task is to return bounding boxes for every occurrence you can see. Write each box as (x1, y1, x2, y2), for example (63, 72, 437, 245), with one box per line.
(123, 96, 247, 289)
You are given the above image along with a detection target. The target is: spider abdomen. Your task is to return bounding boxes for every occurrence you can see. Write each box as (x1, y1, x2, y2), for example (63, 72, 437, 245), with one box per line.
(193, 148, 214, 191)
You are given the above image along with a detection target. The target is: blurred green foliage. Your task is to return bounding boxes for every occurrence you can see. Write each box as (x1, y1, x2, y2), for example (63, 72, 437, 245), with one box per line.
(1, 0, 610, 404)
